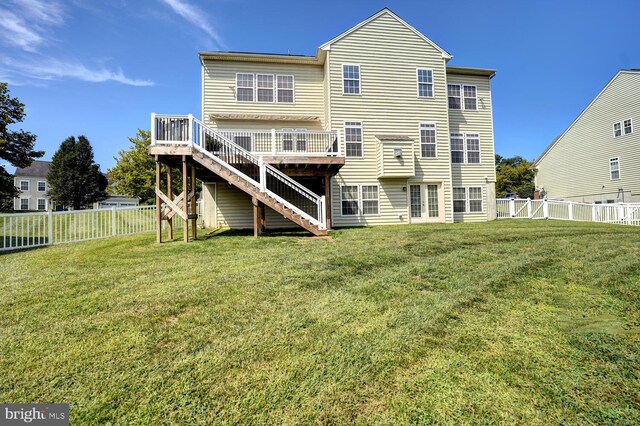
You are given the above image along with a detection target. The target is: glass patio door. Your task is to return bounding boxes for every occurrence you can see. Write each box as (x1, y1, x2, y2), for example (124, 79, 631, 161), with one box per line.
(409, 183, 443, 223)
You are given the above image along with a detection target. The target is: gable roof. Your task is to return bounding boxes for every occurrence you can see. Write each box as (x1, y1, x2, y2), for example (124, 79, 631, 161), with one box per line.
(534, 69, 640, 167)
(14, 160, 51, 178)
(318, 8, 452, 60)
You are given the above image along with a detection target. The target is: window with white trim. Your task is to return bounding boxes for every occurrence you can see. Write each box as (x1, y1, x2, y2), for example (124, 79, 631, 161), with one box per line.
(447, 84, 461, 109)
(453, 187, 466, 213)
(20, 198, 29, 210)
(236, 73, 254, 102)
(20, 180, 29, 191)
(420, 123, 437, 158)
(37, 181, 46, 192)
(343, 65, 360, 95)
(613, 122, 622, 137)
(466, 133, 480, 164)
(277, 75, 294, 103)
(341, 185, 358, 215)
(609, 157, 620, 180)
(344, 121, 363, 157)
(256, 74, 274, 102)
(463, 85, 477, 110)
(468, 187, 483, 212)
(450, 133, 464, 163)
(234, 135, 252, 151)
(37, 198, 46, 210)
(623, 119, 632, 135)
(417, 69, 433, 98)
(361, 185, 379, 215)
(341, 184, 379, 216)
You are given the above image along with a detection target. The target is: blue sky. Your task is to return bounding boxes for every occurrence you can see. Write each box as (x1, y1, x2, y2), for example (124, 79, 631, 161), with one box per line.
(1, 0, 639, 172)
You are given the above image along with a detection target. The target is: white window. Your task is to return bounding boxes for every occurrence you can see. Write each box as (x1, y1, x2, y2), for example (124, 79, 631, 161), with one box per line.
(341, 185, 379, 216)
(623, 119, 633, 135)
(613, 122, 622, 137)
(417, 69, 433, 98)
(281, 128, 307, 152)
(344, 121, 363, 157)
(342, 65, 360, 95)
(420, 123, 437, 158)
(447, 84, 461, 109)
(236, 73, 254, 102)
(37, 181, 46, 192)
(20, 198, 29, 210)
(453, 187, 483, 213)
(450, 133, 464, 163)
(37, 198, 46, 210)
(610, 157, 620, 180)
(453, 187, 466, 213)
(20, 180, 29, 191)
(341, 185, 359, 215)
(468, 187, 483, 212)
(276, 75, 294, 103)
(466, 133, 480, 164)
(463, 85, 477, 110)
(256, 74, 274, 102)
(361, 185, 379, 215)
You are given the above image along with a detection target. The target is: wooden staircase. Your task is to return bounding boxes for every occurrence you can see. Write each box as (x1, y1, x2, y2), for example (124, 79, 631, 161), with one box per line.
(190, 149, 327, 236)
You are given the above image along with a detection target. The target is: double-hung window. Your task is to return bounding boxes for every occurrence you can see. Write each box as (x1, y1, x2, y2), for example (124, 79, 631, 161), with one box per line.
(343, 65, 360, 95)
(344, 121, 363, 157)
(420, 123, 437, 158)
(341, 184, 379, 216)
(417, 69, 433, 97)
(448, 84, 477, 110)
(236, 73, 254, 102)
(453, 187, 483, 213)
(610, 157, 620, 180)
(613, 122, 622, 137)
(37, 181, 46, 192)
(450, 133, 464, 163)
(37, 199, 46, 210)
(623, 119, 633, 135)
(20, 198, 29, 210)
(20, 180, 29, 191)
(256, 74, 274, 102)
(277, 75, 294, 103)
(466, 133, 480, 163)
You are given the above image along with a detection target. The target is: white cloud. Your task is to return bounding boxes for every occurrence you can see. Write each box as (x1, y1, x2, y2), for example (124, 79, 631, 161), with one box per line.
(160, 0, 225, 49)
(0, 0, 64, 51)
(1, 57, 154, 87)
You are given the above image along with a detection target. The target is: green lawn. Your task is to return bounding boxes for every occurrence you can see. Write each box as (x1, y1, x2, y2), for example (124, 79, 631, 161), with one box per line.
(1, 221, 639, 424)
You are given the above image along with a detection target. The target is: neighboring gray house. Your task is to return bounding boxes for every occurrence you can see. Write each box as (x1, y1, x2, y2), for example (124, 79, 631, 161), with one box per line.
(13, 160, 140, 210)
(534, 70, 640, 203)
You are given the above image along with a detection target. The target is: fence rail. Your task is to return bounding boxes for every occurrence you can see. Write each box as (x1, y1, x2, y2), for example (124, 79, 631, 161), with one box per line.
(0, 206, 169, 252)
(497, 198, 640, 226)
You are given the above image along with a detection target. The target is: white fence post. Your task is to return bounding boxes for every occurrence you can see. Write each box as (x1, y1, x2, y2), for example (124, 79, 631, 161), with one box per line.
(336, 129, 342, 156)
(592, 204, 597, 222)
(568, 202, 574, 221)
(319, 195, 326, 230)
(47, 210, 53, 245)
(527, 198, 532, 218)
(271, 129, 277, 155)
(188, 114, 194, 145)
(258, 157, 266, 192)
(509, 198, 516, 217)
(112, 207, 117, 236)
(543, 199, 549, 219)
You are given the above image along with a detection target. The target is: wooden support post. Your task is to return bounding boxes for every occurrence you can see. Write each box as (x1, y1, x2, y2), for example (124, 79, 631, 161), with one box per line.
(155, 156, 162, 243)
(191, 164, 197, 240)
(167, 166, 173, 240)
(260, 202, 266, 233)
(324, 175, 332, 230)
(252, 197, 261, 239)
(182, 156, 189, 242)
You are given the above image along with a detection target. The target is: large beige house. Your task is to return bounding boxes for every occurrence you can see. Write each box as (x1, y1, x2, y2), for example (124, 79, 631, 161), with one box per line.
(151, 8, 497, 234)
(534, 70, 640, 203)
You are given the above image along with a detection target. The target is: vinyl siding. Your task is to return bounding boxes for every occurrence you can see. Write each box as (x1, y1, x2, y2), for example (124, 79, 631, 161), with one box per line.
(13, 177, 50, 210)
(327, 12, 454, 226)
(202, 60, 326, 128)
(447, 73, 497, 222)
(535, 71, 640, 202)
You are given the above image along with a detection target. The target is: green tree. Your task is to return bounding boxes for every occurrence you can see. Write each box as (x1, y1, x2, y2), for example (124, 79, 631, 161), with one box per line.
(0, 82, 43, 210)
(47, 136, 108, 210)
(495, 155, 536, 198)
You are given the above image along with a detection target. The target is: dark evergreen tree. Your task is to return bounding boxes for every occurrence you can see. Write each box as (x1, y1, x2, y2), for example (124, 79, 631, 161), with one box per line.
(0, 82, 43, 210)
(47, 136, 108, 210)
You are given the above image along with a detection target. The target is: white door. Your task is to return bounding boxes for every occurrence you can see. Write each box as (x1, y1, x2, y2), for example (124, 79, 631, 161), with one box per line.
(409, 183, 444, 223)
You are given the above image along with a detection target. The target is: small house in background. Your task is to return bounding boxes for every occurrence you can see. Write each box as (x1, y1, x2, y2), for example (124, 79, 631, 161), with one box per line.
(13, 161, 140, 211)
(534, 70, 640, 203)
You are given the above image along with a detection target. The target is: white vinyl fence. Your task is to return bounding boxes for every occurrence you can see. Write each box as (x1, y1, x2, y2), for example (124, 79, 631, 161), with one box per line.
(497, 198, 640, 226)
(0, 205, 185, 252)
